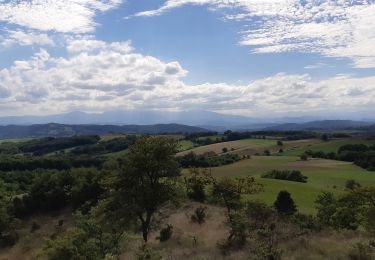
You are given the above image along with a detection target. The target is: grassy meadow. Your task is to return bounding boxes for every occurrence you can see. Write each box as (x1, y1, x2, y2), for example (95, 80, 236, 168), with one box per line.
(180, 137, 375, 214)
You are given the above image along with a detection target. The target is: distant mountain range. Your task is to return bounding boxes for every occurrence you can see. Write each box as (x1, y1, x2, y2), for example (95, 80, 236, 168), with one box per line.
(0, 124, 208, 139)
(0, 110, 324, 129)
(0, 111, 374, 137)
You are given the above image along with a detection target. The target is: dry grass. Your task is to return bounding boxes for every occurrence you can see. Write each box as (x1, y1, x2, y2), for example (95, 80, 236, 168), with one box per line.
(0, 208, 74, 260)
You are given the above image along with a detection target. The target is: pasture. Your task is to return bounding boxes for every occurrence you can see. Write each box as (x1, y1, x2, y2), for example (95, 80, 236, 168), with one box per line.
(188, 155, 375, 214)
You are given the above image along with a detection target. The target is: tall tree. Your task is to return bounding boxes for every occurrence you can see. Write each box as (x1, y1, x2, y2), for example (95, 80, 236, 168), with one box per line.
(106, 136, 180, 242)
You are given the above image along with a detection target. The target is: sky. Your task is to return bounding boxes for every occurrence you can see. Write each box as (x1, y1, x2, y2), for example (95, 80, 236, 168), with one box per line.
(0, 0, 374, 118)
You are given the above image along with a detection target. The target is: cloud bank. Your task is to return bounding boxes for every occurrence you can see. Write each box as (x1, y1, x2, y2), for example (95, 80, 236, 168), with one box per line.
(0, 40, 374, 116)
(0, 0, 123, 33)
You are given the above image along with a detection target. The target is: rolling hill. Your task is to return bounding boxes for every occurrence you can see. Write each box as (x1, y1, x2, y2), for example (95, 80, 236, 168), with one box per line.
(0, 123, 209, 139)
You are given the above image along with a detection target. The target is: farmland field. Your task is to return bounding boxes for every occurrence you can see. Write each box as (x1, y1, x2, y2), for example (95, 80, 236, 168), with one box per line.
(185, 155, 375, 214)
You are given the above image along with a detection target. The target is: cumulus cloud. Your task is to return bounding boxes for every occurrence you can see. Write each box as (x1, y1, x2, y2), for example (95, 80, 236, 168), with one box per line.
(133, 0, 375, 68)
(0, 29, 55, 47)
(0, 0, 123, 33)
(0, 40, 374, 116)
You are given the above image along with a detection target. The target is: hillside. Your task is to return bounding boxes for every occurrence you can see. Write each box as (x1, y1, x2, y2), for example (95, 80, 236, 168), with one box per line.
(0, 123, 208, 138)
(264, 120, 373, 131)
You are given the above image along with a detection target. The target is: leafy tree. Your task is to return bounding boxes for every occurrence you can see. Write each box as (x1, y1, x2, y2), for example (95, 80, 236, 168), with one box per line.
(277, 140, 283, 146)
(184, 168, 210, 202)
(274, 191, 297, 215)
(222, 147, 228, 153)
(315, 192, 337, 226)
(105, 137, 180, 242)
(211, 176, 263, 247)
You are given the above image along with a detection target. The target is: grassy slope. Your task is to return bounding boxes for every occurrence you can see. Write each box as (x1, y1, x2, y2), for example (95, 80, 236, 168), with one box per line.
(198, 156, 375, 214)
(282, 138, 375, 156)
(178, 139, 278, 155)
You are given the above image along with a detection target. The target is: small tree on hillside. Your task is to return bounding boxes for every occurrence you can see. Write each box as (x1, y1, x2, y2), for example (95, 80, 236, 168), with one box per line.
(321, 134, 329, 142)
(105, 137, 180, 242)
(211, 176, 263, 248)
(274, 191, 297, 215)
(277, 140, 283, 146)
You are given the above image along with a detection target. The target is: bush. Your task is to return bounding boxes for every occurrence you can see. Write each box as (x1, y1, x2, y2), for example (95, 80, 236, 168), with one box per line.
(262, 170, 308, 183)
(157, 225, 173, 242)
(348, 242, 374, 260)
(300, 154, 308, 161)
(345, 179, 361, 190)
(274, 191, 297, 215)
(191, 206, 207, 224)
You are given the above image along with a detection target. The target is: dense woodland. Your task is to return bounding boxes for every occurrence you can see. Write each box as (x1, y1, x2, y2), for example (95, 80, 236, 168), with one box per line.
(0, 131, 375, 259)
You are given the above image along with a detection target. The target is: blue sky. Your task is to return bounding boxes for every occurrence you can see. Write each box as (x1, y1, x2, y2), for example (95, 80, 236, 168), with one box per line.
(0, 0, 374, 117)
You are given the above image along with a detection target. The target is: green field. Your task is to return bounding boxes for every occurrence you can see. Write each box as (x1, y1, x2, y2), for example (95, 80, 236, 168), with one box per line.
(0, 138, 33, 144)
(282, 138, 375, 156)
(177, 140, 195, 152)
(187, 155, 375, 214)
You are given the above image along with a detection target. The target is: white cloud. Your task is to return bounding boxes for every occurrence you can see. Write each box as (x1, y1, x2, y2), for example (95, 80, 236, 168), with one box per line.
(0, 40, 374, 116)
(133, 0, 375, 68)
(0, 29, 55, 47)
(0, 0, 123, 33)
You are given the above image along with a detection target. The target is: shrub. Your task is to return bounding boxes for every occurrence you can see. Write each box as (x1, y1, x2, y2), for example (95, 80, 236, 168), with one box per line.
(348, 242, 374, 260)
(262, 170, 307, 183)
(222, 147, 228, 153)
(157, 225, 173, 242)
(191, 206, 207, 224)
(300, 154, 308, 161)
(345, 179, 361, 190)
(136, 245, 162, 260)
(31, 222, 41, 233)
(274, 191, 297, 215)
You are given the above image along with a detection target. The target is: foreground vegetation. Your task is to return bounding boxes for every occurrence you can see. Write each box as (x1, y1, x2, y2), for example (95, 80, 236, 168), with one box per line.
(0, 131, 375, 259)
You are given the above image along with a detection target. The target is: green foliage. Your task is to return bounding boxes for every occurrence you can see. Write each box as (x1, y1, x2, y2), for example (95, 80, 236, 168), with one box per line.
(105, 136, 180, 242)
(70, 136, 137, 156)
(300, 154, 308, 161)
(315, 190, 366, 230)
(262, 170, 308, 183)
(347, 242, 375, 260)
(45, 213, 124, 260)
(256, 223, 283, 260)
(274, 191, 297, 215)
(245, 201, 274, 230)
(178, 151, 241, 168)
(136, 245, 162, 260)
(315, 192, 337, 226)
(345, 179, 361, 190)
(211, 176, 263, 250)
(184, 168, 210, 202)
